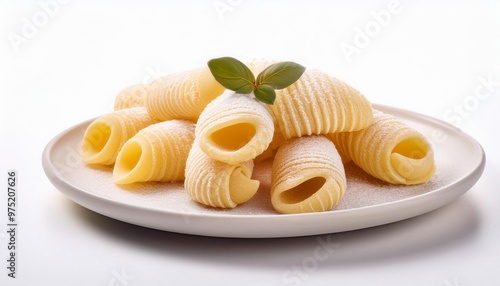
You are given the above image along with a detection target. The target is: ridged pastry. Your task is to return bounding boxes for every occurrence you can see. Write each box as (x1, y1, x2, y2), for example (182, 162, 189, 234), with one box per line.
(195, 90, 275, 165)
(113, 84, 148, 111)
(328, 110, 435, 185)
(271, 135, 346, 214)
(145, 67, 225, 121)
(113, 120, 195, 184)
(184, 142, 260, 208)
(81, 107, 158, 165)
(270, 69, 373, 139)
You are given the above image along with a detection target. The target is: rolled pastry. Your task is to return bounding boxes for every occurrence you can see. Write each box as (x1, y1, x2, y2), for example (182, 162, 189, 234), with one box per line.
(328, 110, 435, 185)
(195, 90, 275, 165)
(270, 69, 373, 139)
(81, 107, 158, 165)
(184, 142, 260, 208)
(145, 67, 225, 121)
(113, 120, 196, 184)
(113, 83, 148, 111)
(271, 135, 346, 214)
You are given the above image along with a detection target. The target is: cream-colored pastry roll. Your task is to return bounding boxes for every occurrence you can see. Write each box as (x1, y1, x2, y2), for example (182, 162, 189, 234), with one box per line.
(81, 107, 158, 165)
(328, 110, 435, 185)
(195, 90, 275, 165)
(113, 120, 195, 184)
(184, 142, 260, 208)
(113, 83, 148, 111)
(145, 67, 225, 121)
(271, 135, 346, 214)
(270, 69, 373, 139)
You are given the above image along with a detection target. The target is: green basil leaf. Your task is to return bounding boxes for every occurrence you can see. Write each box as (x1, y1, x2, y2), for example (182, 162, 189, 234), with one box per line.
(207, 57, 255, 94)
(254, 84, 276, 105)
(234, 84, 254, 94)
(256, 61, 306, 90)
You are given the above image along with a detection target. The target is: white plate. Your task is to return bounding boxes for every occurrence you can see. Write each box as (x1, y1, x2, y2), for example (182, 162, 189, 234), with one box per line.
(42, 104, 485, 238)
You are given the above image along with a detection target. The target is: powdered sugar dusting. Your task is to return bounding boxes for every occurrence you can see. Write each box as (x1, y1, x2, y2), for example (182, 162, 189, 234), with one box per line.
(59, 149, 452, 216)
(49, 106, 476, 219)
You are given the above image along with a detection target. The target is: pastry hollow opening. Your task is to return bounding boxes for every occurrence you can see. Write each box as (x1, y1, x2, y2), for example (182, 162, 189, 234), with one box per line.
(209, 123, 256, 151)
(392, 138, 427, 160)
(83, 123, 111, 154)
(116, 142, 142, 173)
(279, 177, 326, 204)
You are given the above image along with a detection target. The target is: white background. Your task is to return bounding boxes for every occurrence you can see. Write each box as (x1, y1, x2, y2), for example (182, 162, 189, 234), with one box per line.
(1, 0, 499, 285)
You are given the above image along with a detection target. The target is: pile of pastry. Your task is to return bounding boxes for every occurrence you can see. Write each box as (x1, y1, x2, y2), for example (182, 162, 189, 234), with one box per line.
(80, 60, 435, 214)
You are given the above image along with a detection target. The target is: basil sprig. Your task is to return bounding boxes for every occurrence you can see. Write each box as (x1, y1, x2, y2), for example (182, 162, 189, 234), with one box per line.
(208, 57, 305, 104)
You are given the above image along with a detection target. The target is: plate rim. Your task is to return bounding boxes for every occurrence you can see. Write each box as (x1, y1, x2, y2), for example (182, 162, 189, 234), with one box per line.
(41, 104, 486, 237)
